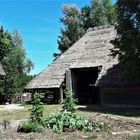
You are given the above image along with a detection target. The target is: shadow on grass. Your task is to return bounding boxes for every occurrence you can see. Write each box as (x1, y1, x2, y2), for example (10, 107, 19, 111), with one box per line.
(77, 105, 140, 117)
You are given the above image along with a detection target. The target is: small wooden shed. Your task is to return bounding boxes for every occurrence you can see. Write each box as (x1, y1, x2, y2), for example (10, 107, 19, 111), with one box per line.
(25, 25, 140, 106)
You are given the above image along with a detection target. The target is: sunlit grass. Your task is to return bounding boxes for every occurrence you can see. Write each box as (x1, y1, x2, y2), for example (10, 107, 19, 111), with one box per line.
(0, 104, 62, 121)
(0, 105, 30, 121)
(0, 104, 93, 121)
(0, 104, 140, 121)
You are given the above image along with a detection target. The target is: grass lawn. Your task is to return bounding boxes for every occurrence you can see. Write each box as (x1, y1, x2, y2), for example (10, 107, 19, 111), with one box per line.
(1, 104, 140, 121)
(0, 104, 97, 121)
(0, 105, 63, 121)
(1, 104, 140, 140)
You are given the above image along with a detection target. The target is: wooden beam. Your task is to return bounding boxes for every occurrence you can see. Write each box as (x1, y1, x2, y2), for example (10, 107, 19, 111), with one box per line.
(59, 86, 63, 103)
(66, 70, 72, 89)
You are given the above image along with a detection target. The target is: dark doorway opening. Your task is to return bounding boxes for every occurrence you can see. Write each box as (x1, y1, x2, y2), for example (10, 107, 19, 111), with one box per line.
(42, 88, 60, 104)
(71, 67, 100, 105)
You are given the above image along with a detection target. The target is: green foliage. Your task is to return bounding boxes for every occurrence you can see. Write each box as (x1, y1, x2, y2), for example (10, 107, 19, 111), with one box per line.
(57, 0, 116, 53)
(0, 27, 34, 95)
(18, 93, 44, 133)
(43, 88, 112, 133)
(0, 79, 5, 94)
(0, 26, 13, 61)
(129, 135, 140, 140)
(43, 111, 111, 133)
(81, 5, 93, 30)
(62, 88, 78, 113)
(58, 4, 85, 53)
(81, 0, 116, 30)
(30, 93, 44, 125)
(111, 1, 140, 79)
(18, 122, 42, 133)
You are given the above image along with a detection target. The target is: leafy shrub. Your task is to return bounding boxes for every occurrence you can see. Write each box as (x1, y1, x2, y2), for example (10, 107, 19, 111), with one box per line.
(17, 122, 42, 133)
(62, 88, 78, 113)
(43, 89, 112, 133)
(17, 92, 44, 133)
(30, 92, 44, 124)
(43, 111, 112, 133)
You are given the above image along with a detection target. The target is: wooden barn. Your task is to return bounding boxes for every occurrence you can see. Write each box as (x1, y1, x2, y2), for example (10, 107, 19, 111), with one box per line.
(25, 25, 140, 106)
(0, 64, 6, 78)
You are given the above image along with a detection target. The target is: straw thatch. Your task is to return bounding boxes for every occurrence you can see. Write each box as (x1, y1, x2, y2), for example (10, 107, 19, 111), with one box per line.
(0, 64, 6, 77)
(25, 25, 136, 90)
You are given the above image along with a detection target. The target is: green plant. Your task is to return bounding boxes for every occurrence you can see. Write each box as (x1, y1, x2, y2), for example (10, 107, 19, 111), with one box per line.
(43, 88, 112, 133)
(17, 122, 42, 133)
(129, 135, 140, 140)
(17, 93, 44, 133)
(43, 111, 112, 133)
(62, 88, 78, 113)
(30, 92, 44, 124)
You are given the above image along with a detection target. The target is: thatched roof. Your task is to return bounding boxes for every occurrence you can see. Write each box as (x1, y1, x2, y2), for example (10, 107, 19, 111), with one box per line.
(25, 25, 137, 90)
(0, 64, 6, 76)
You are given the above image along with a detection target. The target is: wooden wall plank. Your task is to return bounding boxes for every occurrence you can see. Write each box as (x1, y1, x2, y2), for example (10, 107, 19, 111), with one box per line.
(101, 87, 140, 106)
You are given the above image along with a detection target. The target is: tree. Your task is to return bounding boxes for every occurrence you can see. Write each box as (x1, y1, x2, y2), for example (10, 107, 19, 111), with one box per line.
(0, 27, 34, 95)
(12, 29, 23, 48)
(102, 0, 117, 25)
(0, 26, 13, 95)
(81, 5, 93, 30)
(12, 30, 34, 74)
(111, 0, 140, 78)
(3, 47, 33, 94)
(81, 0, 116, 30)
(58, 5, 85, 53)
(57, 0, 116, 53)
(0, 26, 13, 61)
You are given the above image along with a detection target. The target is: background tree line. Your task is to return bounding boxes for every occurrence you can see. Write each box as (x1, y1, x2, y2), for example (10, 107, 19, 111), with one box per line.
(0, 26, 34, 96)
(57, 0, 116, 53)
(111, 0, 140, 79)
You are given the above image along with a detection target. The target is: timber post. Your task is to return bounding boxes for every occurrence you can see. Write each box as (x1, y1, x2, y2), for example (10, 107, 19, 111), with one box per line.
(59, 86, 63, 103)
(66, 70, 72, 90)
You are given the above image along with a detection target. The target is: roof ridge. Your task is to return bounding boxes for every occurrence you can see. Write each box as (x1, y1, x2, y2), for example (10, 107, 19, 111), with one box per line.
(86, 24, 114, 33)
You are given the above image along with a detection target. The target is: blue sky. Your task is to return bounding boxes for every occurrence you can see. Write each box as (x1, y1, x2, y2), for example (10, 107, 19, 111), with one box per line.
(0, 0, 115, 75)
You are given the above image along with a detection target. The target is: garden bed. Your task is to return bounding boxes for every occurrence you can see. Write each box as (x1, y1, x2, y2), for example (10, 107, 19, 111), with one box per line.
(1, 112, 140, 140)
(1, 104, 140, 139)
